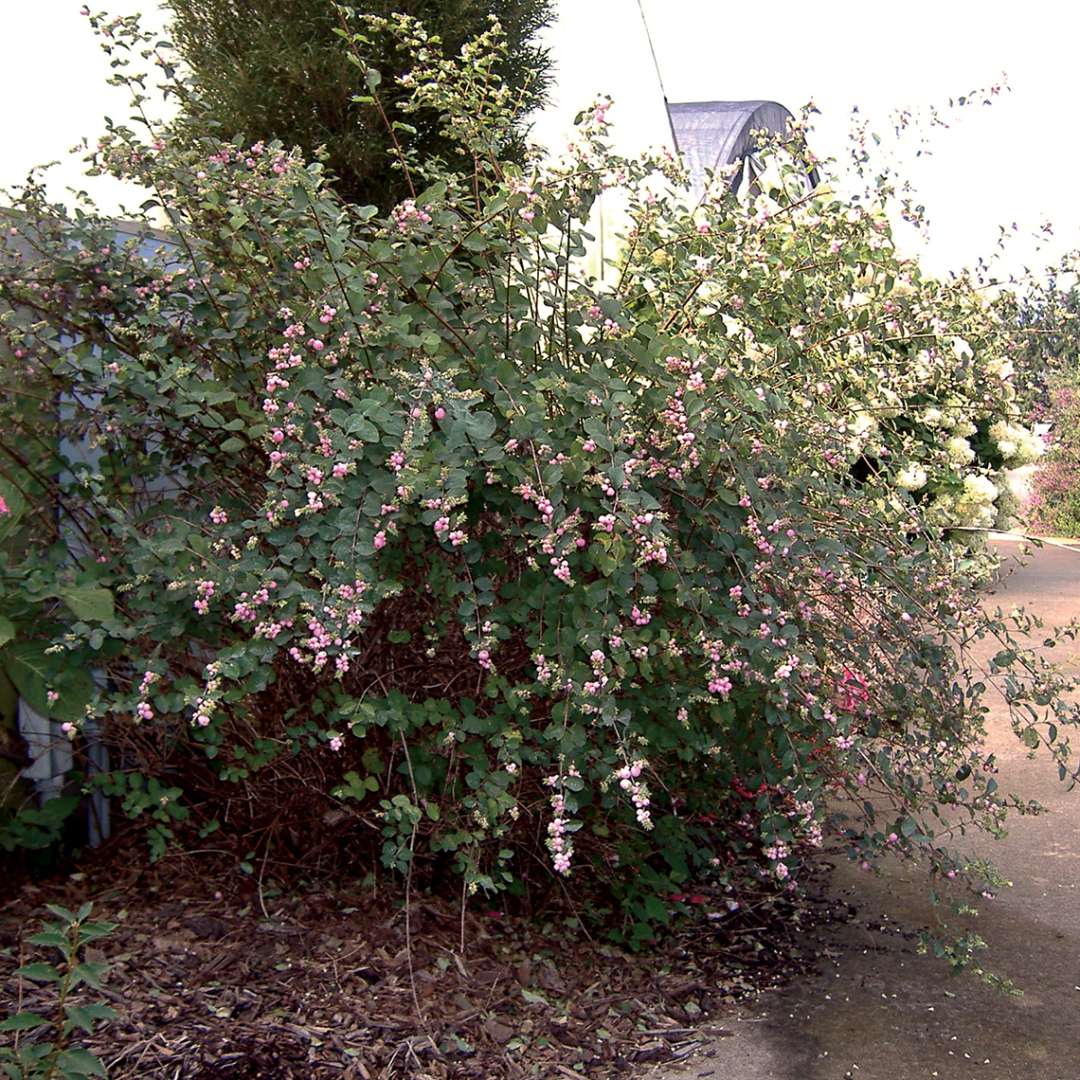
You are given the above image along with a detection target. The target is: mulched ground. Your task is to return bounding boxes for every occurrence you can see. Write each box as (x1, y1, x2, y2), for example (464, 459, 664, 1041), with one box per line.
(0, 850, 852, 1079)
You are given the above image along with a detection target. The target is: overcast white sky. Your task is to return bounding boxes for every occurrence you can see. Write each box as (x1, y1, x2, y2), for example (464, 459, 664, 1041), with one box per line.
(3, 0, 1078, 279)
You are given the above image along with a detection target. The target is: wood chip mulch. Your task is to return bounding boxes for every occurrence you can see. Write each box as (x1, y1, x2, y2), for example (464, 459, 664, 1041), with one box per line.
(0, 854, 851, 1078)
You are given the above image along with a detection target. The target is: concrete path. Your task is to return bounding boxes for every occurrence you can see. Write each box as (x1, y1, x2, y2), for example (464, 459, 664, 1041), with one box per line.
(656, 543, 1080, 1080)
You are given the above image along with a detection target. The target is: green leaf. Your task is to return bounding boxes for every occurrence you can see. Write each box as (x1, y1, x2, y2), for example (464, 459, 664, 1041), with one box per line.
(0, 615, 14, 648)
(78, 1003, 115, 1022)
(582, 417, 612, 451)
(346, 416, 380, 442)
(463, 410, 497, 440)
(415, 180, 447, 207)
(27, 930, 69, 948)
(514, 322, 542, 350)
(0, 1011, 50, 1031)
(219, 436, 246, 453)
(641, 893, 670, 923)
(64, 1003, 116, 1034)
(71, 963, 107, 990)
(14, 963, 60, 983)
(4, 644, 94, 722)
(78, 922, 117, 944)
(60, 587, 114, 623)
(55, 1049, 107, 1077)
(5, 644, 54, 710)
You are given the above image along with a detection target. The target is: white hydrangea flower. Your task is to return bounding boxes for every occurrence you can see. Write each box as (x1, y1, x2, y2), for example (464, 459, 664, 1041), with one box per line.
(962, 473, 998, 503)
(945, 436, 975, 465)
(967, 504, 998, 529)
(845, 410, 879, 454)
(985, 355, 1015, 380)
(952, 336, 973, 361)
(1014, 427, 1045, 465)
(896, 463, 928, 491)
(926, 492, 956, 526)
(937, 473, 999, 529)
(989, 420, 1044, 466)
(921, 407, 944, 428)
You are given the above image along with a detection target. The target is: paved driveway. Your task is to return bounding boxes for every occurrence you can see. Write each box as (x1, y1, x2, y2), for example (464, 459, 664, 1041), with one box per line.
(657, 542, 1080, 1080)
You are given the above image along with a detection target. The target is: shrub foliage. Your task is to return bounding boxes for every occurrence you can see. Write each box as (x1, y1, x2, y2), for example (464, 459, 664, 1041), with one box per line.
(0, 12, 1075, 956)
(1029, 373, 1080, 537)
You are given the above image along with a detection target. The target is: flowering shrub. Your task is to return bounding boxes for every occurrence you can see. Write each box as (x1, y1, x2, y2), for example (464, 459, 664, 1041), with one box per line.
(0, 11, 1076, 956)
(610, 142, 1043, 534)
(1029, 374, 1080, 537)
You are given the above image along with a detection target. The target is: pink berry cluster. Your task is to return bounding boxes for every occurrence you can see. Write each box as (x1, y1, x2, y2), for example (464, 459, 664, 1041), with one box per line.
(391, 199, 433, 232)
(191, 663, 223, 728)
(544, 772, 577, 875)
(134, 670, 159, 722)
(615, 759, 653, 830)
